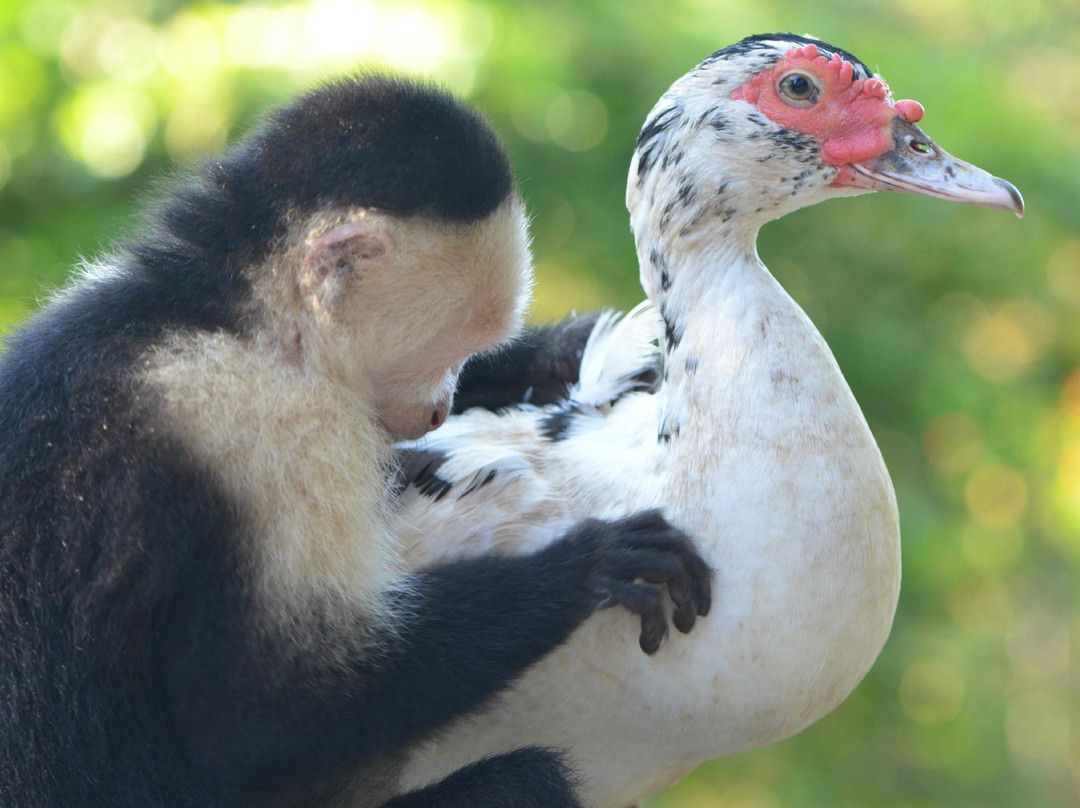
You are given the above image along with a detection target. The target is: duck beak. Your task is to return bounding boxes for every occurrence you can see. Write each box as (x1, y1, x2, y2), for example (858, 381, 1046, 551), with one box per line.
(832, 117, 1024, 218)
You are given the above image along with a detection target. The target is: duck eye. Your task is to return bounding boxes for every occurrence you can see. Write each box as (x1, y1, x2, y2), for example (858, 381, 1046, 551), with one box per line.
(777, 72, 820, 107)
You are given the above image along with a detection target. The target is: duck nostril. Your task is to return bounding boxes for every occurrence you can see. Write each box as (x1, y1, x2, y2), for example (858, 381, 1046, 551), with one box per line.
(908, 138, 933, 156)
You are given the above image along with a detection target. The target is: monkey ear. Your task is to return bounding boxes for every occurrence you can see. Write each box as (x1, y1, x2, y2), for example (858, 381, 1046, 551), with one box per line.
(299, 221, 395, 314)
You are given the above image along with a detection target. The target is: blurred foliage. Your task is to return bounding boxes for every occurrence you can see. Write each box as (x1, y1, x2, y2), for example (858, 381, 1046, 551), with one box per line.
(1, 0, 1078, 805)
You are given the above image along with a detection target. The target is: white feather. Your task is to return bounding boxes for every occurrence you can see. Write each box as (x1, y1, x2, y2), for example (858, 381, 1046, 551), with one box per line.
(570, 302, 664, 408)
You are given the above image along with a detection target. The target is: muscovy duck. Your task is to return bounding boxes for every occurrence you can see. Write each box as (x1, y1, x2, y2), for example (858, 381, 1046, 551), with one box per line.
(391, 33, 1023, 808)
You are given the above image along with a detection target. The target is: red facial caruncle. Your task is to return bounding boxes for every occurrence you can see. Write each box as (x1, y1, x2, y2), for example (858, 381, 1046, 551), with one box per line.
(731, 44, 925, 170)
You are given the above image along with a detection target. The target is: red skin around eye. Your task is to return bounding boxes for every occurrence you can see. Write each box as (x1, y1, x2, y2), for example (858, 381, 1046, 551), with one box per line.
(732, 43, 925, 166)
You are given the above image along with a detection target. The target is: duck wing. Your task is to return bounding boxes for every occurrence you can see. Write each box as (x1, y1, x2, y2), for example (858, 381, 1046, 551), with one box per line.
(393, 303, 665, 564)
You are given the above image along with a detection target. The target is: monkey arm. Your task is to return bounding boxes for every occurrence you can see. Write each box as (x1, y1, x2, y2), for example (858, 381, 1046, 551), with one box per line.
(452, 311, 601, 413)
(165, 510, 711, 800)
(379, 747, 584, 808)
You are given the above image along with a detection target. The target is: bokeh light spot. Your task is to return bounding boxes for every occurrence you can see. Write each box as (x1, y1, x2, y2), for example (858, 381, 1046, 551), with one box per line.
(965, 464, 1028, 530)
(1047, 239, 1080, 308)
(1059, 366, 1080, 419)
(923, 411, 984, 475)
(546, 89, 609, 152)
(532, 257, 615, 322)
(1007, 610, 1071, 684)
(900, 659, 966, 726)
(457, 5, 495, 58)
(57, 84, 156, 178)
(60, 8, 112, 79)
(97, 19, 158, 82)
(0, 46, 48, 131)
(378, 4, 453, 71)
(963, 300, 1054, 382)
(510, 81, 562, 142)
(1009, 50, 1080, 149)
(160, 13, 222, 79)
(19, 0, 79, 59)
(165, 103, 229, 161)
(1006, 691, 1071, 776)
(224, 6, 278, 67)
(0, 298, 29, 340)
(960, 524, 1023, 575)
(304, 0, 377, 60)
(945, 577, 1013, 636)
(896, 0, 975, 43)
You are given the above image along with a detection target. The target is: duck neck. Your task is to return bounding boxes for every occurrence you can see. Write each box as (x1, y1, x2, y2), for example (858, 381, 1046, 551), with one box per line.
(632, 200, 771, 447)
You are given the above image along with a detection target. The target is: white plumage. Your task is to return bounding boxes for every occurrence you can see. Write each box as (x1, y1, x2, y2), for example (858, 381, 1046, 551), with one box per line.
(390, 34, 1022, 808)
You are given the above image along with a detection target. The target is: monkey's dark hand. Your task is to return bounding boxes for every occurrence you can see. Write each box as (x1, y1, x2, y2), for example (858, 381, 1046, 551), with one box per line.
(556, 510, 713, 655)
(452, 311, 602, 414)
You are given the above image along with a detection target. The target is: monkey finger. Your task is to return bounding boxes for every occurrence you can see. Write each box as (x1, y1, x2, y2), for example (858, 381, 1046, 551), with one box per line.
(684, 552, 713, 617)
(668, 577, 697, 634)
(639, 606, 669, 655)
(614, 546, 705, 625)
(617, 516, 713, 619)
(596, 580, 668, 655)
(639, 609, 665, 652)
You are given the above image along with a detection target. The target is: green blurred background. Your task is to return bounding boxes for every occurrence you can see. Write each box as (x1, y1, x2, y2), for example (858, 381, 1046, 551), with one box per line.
(0, 0, 1077, 805)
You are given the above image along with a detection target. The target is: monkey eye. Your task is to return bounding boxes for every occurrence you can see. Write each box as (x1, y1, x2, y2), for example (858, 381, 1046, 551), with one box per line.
(777, 71, 821, 107)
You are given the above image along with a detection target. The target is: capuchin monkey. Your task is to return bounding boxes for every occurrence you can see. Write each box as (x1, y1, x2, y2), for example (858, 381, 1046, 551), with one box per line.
(0, 76, 711, 807)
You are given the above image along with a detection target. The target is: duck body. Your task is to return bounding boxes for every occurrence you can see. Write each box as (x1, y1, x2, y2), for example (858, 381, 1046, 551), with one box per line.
(391, 33, 1021, 808)
(394, 255, 899, 807)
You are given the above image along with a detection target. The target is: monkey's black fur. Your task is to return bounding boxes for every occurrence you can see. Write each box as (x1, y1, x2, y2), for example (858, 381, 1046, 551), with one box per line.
(380, 747, 583, 808)
(121, 74, 516, 336)
(452, 312, 602, 414)
(0, 77, 712, 806)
